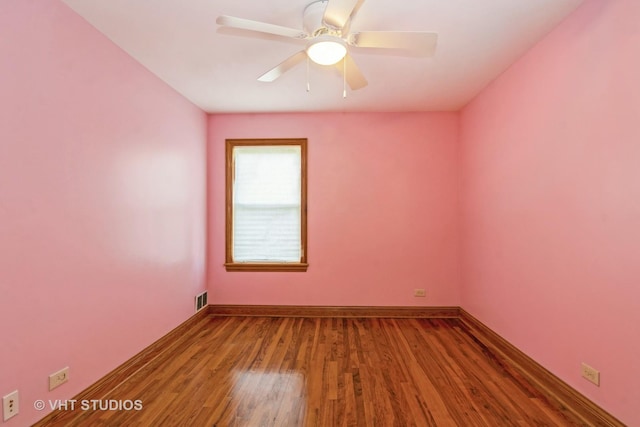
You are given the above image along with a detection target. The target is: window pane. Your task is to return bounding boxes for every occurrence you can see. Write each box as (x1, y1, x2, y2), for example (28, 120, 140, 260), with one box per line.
(234, 146, 300, 205)
(232, 145, 301, 263)
(233, 205, 301, 262)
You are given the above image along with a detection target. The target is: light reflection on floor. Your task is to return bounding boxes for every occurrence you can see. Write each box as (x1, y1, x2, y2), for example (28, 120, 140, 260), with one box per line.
(231, 370, 307, 425)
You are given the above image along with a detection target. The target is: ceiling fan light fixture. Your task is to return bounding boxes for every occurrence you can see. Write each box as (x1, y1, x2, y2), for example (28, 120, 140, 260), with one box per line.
(306, 37, 347, 65)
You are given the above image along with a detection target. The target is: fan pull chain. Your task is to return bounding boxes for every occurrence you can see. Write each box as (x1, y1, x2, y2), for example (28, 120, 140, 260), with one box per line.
(343, 57, 347, 98)
(306, 56, 310, 92)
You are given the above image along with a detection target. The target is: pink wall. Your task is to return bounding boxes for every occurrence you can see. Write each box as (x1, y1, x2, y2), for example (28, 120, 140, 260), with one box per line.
(208, 113, 461, 307)
(459, 0, 640, 424)
(0, 1, 207, 425)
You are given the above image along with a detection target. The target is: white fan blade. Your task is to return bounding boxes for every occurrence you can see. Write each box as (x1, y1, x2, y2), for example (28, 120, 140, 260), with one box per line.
(258, 51, 308, 82)
(341, 0, 365, 34)
(350, 31, 437, 56)
(217, 15, 307, 39)
(335, 53, 367, 90)
(323, 0, 359, 29)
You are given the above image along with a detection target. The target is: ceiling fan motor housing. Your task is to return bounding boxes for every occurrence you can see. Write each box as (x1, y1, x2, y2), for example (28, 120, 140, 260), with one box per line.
(304, 0, 340, 36)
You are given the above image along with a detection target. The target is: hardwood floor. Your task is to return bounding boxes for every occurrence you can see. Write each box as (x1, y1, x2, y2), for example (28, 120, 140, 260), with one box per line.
(38, 316, 586, 426)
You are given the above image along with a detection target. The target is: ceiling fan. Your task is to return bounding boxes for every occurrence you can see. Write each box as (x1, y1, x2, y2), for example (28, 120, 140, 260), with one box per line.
(216, 0, 437, 91)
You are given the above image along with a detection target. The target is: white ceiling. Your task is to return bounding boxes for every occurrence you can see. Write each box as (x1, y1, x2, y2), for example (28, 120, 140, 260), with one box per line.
(61, 0, 583, 113)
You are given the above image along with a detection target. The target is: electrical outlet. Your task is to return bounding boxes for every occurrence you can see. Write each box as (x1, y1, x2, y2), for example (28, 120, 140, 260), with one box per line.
(2, 390, 19, 421)
(49, 367, 69, 391)
(581, 363, 600, 386)
(414, 289, 426, 297)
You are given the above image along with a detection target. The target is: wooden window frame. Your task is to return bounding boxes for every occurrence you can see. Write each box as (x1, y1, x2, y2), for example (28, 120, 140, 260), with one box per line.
(225, 138, 308, 272)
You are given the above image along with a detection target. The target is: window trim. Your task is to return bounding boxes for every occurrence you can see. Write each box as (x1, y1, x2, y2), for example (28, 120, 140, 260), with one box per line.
(225, 138, 308, 272)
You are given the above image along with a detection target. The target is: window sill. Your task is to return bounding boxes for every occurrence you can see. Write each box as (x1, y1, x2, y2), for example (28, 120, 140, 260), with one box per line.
(224, 263, 309, 272)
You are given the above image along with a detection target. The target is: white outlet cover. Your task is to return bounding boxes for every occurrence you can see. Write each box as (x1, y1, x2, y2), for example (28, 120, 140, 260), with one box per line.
(581, 362, 600, 386)
(49, 367, 70, 391)
(2, 390, 19, 421)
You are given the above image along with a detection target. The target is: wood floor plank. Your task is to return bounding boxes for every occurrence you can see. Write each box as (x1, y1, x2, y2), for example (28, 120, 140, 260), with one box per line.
(36, 316, 588, 426)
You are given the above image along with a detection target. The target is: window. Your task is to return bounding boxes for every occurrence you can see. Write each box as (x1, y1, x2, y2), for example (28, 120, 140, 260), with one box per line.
(225, 139, 308, 272)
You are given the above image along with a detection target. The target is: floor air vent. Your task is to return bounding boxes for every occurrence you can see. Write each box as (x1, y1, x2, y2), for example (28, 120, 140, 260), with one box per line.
(195, 291, 208, 312)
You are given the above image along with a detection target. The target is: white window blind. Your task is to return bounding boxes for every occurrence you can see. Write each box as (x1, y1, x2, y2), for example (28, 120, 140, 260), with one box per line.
(232, 145, 302, 263)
